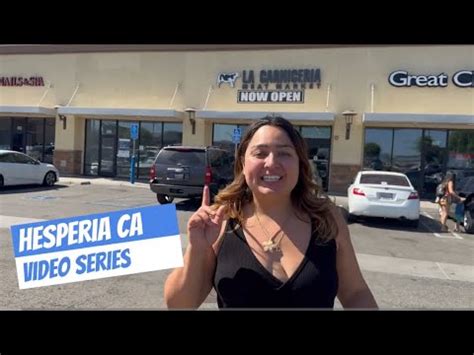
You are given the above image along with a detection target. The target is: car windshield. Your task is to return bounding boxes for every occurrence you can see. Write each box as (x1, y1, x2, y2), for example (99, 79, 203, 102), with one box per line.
(156, 149, 206, 165)
(360, 174, 410, 186)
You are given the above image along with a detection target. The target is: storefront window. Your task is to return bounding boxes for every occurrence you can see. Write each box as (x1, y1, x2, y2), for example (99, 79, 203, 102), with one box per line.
(84, 120, 100, 175)
(116, 121, 135, 178)
(392, 129, 422, 172)
(43, 118, 55, 164)
(363, 127, 474, 197)
(0, 118, 11, 150)
(447, 130, 474, 183)
(12, 118, 26, 153)
(163, 123, 183, 147)
(139, 122, 161, 179)
(2, 117, 54, 163)
(212, 124, 249, 152)
(421, 130, 447, 194)
(85, 119, 182, 179)
(364, 129, 393, 170)
(25, 118, 45, 162)
(297, 125, 332, 191)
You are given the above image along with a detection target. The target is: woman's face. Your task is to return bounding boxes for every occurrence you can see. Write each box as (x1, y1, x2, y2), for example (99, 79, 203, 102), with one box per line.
(242, 125, 300, 199)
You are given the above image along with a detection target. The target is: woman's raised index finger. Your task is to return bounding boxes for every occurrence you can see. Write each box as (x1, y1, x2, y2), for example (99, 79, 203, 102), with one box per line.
(201, 185, 210, 206)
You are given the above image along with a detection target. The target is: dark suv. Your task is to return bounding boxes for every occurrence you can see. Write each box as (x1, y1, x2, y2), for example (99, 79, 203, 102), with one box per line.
(149, 146, 234, 204)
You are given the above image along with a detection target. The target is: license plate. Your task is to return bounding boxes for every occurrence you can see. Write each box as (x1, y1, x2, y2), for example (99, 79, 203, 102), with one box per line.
(379, 192, 393, 199)
(174, 173, 184, 179)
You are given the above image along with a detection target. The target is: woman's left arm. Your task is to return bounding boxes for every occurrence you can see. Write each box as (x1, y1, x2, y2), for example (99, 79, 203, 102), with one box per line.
(330, 204, 378, 309)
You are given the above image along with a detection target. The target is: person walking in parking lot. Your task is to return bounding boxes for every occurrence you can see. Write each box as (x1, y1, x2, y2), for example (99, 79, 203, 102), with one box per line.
(164, 116, 378, 309)
(437, 171, 465, 232)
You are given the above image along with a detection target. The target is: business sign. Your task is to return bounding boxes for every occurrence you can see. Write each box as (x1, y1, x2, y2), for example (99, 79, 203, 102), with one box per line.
(0, 76, 45, 87)
(130, 123, 139, 140)
(232, 127, 241, 143)
(388, 70, 473, 88)
(216, 67, 321, 104)
(10, 204, 183, 289)
(237, 90, 304, 103)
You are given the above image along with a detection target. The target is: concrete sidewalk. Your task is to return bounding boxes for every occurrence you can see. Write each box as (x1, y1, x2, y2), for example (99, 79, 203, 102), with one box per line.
(58, 175, 439, 210)
(59, 176, 149, 189)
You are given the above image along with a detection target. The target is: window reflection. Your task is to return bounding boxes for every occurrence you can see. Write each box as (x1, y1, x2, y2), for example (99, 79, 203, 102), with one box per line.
(363, 127, 474, 197)
(297, 125, 332, 191)
(212, 124, 249, 152)
(85, 120, 100, 175)
(364, 129, 393, 170)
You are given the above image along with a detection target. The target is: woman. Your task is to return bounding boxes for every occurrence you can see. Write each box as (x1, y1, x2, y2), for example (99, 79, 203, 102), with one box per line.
(164, 116, 378, 309)
(438, 171, 465, 232)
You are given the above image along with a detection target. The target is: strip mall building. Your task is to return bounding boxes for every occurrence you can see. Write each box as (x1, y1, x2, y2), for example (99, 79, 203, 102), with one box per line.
(0, 45, 472, 195)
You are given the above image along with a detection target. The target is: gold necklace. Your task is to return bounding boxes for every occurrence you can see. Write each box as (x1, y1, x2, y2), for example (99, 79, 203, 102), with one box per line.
(255, 211, 292, 253)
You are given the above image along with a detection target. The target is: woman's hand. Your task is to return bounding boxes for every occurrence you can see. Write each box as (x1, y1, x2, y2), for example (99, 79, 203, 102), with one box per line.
(187, 185, 226, 250)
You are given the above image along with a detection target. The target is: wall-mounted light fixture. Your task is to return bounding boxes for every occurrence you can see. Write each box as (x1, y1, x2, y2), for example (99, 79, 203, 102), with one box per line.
(342, 110, 357, 140)
(185, 107, 196, 135)
(58, 114, 67, 130)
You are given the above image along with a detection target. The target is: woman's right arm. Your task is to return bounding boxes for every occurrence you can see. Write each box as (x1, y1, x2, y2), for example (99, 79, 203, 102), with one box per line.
(164, 242, 217, 309)
(164, 185, 226, 309)
(447, 180, 464, 201)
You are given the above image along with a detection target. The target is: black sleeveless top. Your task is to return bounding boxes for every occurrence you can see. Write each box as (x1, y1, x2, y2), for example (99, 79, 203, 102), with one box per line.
(213, 218, 338, 308)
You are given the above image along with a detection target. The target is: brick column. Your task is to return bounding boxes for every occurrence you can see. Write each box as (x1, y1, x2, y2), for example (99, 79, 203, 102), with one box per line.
(329, 164, 361, 194)
(53, 150, 82, 175)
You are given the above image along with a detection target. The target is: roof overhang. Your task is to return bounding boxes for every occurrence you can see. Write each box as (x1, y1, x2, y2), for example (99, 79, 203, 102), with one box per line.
(56, 106, 184, 119)
(195, 110, 335, 122)
(363, 113, 474, 126)
(0, 106, 56, 117)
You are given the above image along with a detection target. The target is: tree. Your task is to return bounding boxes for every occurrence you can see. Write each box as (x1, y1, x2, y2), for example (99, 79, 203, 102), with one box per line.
(364, 142, 381, 157)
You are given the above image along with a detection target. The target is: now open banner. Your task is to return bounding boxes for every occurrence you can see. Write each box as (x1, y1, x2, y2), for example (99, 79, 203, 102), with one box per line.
(10, 204, 183, 289)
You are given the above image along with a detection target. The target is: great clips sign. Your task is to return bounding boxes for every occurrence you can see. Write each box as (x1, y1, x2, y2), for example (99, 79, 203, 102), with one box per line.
(388, 70, 473, 88)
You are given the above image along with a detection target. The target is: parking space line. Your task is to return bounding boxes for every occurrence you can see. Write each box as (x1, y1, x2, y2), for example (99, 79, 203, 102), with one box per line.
(451, 232, 464, 240)
(435, 262, 451, 280)
(421, 212, 465, 239)
(422, 211, 435, 219)
(433, 233, 459, 239)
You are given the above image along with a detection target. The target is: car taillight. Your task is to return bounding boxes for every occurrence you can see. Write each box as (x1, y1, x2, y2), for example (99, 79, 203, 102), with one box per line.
(408, 191, 419, 200)
(149, 165, 156, 180)
(353, 188, 365, 196)
(205, 166, 212, 185)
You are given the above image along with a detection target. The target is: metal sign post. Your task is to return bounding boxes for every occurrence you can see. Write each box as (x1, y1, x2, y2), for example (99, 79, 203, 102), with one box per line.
(130, 123, 139, 184)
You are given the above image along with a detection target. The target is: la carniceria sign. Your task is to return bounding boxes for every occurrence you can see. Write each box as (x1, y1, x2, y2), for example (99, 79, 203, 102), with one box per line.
(216, 68, 322, 103)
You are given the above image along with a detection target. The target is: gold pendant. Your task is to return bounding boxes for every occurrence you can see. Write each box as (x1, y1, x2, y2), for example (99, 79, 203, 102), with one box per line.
(262, 240, 280, 253)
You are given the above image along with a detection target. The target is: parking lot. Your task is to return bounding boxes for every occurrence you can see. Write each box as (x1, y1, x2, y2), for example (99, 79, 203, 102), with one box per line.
(0, 177, 472, 309)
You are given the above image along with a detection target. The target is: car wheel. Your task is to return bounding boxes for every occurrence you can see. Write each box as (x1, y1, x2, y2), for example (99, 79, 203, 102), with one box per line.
(43, 171, 56, 186)
(464, 209, 474, 234)
(0, 175, 3, 187)
(157, 194, 174, 204)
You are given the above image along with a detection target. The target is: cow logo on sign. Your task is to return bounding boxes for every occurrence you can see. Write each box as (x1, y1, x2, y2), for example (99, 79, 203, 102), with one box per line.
(217, 72, 240, 88)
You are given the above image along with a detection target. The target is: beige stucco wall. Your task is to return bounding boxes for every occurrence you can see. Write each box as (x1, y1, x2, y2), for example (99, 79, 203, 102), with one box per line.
(1, 45, 472, 174)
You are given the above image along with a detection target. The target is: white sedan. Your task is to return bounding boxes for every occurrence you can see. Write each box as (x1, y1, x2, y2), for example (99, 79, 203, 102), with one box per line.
(347, 171, 420, 227)
(0, 150, 59, 187)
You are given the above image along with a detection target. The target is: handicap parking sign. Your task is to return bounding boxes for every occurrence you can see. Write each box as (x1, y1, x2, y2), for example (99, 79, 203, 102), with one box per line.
(130, 123, 139, 140)
(232, 127, 241, 144)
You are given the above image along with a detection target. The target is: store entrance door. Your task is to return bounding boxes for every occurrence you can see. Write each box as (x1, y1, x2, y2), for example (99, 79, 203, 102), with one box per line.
(12, 118, 26, 153)
(99, 121, 117, 177)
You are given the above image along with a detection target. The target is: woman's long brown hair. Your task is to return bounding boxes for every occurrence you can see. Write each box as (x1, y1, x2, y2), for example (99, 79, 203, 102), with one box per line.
(213, 116, 338, 242)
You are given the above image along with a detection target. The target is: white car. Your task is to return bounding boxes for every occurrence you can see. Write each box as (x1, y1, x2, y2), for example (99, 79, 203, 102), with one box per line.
(0, 150, 59, 187)
(347, 170, 420, 227)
